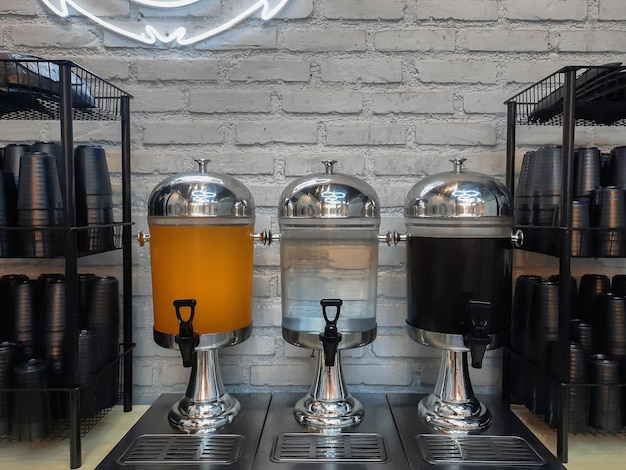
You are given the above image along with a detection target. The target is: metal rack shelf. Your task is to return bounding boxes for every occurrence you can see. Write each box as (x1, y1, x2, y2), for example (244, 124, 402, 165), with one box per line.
(505, 64, 626, 464)
(0, 57, 133, 469)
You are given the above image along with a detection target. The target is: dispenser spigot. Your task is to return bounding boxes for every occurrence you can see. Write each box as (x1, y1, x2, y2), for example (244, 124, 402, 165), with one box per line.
(319, 299, 343, 367)
(174, 299, 200, 367)
(464, 300, 492, 369)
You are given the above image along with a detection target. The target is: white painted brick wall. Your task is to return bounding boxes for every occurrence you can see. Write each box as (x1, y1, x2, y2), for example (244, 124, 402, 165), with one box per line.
(1, 0, 625, 406)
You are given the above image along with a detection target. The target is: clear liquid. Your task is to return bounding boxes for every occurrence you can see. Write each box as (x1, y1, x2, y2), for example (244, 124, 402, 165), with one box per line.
(280, 235, 378, 334)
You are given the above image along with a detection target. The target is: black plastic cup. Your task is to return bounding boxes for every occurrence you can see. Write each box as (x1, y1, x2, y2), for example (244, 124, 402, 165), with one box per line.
(74, 145, 112, 196)
(16, 152, 63, 211)
(607, 146, 626, 189)
(515, 150, 535, 225)
(597, 294, 626, 358)
(571, 319, 595, 355)
(528, 280, 560, 353)
(612, 274, 626, 297)
(40, 277, 66, 333)
(2, 143, 30, 186)
(512, 275, 543, 354)
(78, 329, 100, 419)
(571, 198, 592, 257)
(0, 171, 18, 256)
(12, 358, 52, 441)
(30, 141, 64, 200)
(0, 341, 19, 437)
(574, 147, 602, 198)
(568, 342, 590, 435)
(85, 276, 120, 330)
(78, 273, 96, 329)
(530, 146, 562, 227)
(590, 187, 626, 256)
(578, 274, 610, 324)
(588, 353, 621, 433)
(7, 278, 38, 359)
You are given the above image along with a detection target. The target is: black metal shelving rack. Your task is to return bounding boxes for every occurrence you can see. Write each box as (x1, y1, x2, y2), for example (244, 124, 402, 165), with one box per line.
(0, 58, 133, 469)
(504, 65, 626, 463)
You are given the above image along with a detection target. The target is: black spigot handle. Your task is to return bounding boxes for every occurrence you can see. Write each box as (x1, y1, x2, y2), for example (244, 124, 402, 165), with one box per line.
(319, 299, 343, 367)
(464, 300, 491, 369)
(174, 299, 200, 367)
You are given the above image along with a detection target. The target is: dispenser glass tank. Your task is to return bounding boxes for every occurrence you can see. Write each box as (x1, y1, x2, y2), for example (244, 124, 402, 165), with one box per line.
(404, 158, 514, 433)
(278, 160, 381, 430)
(143, 158, 256, 432)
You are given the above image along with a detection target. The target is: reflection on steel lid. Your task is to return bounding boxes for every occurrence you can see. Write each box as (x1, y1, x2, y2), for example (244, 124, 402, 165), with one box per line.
(404, 158, 512, 218)
(278, 160, 380, 220)
(148, 159, 255, 218)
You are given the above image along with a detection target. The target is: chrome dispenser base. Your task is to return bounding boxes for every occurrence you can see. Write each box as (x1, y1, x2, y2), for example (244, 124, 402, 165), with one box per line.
(294, 349, 364, 431)
(417, 350, 491, 433)
(168, 348, 241, 433)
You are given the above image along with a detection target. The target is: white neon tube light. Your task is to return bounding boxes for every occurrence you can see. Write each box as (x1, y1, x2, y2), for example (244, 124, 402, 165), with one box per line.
(40, 0, 290, 46)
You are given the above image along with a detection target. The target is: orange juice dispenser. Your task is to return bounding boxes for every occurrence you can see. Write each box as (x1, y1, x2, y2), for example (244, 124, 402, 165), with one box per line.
(141, 159, 255, 432)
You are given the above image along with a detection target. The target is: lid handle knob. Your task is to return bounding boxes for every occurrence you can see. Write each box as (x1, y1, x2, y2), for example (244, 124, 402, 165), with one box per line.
(194, 159, 211, 173)
(322, 160, 337, 174)
(450, 158, 467, 173)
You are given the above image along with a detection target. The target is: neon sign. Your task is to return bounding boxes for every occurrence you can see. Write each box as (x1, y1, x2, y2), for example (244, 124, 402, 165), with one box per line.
(40, 0, 290, 46)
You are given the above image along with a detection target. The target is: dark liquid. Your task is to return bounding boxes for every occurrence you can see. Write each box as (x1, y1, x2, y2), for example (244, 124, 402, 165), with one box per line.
(406, 237, 512, 335)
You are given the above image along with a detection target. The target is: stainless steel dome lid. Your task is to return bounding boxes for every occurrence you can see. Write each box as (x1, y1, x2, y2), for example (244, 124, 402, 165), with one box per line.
(148, 159, 255, 223)
(278, 160, 380, 227)
(404, 158, 512, 235)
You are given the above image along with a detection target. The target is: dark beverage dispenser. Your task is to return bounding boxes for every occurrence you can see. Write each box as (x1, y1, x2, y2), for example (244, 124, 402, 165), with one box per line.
(404, 158, 514, 433)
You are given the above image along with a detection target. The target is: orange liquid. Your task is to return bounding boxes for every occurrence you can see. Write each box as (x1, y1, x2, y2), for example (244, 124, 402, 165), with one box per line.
(149, 224, 253, 335)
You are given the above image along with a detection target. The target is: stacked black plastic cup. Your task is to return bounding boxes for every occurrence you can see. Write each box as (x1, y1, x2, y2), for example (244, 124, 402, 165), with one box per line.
(0, 274, 28, 342)
(568, 342, 590, 434)
(2, 143, 30, 187)
(78, 273, 97, 329)
(85, 276, 120, 410)
(30, 142, 64, 202)
(571, 198, 592, 256)
(611, 274, 626, 296)
(515, 150, 535, 226)
(596, 294, 626, 382)
(12, 358, 51, 441)
(607, 145, 626, 188)
(77, 329, 100, 419)
(530, 146, 562, 254)
(588, 353, 621, 433)
(590, 187, 626, 257)
(6, 277, 38, 359)
(530, 146, 562, 226)
(39, 275, 66, 388)
(511, 275, 543, 406)
(0, 342, 19, 437)
(574, 147, 602, 198)
(16, 152, 64, 257)
(0, 171, 18, 256)
(527, 280, 560, 417)
(571, 319, 595, 356)
(548, 274, 579, 320)
(578, 274, 610, 325)
(74, 145, 114, 253)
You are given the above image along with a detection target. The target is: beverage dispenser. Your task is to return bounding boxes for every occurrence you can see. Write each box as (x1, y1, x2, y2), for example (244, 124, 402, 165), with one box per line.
(404, 158, 514, 433)
(278, 160, 380, 430)
(141, 159, 255, 432)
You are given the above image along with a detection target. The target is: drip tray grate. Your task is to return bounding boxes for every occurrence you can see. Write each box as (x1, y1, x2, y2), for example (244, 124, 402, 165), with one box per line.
(416, 434, 546, 466)
(272, 432, 388, 463)
(119, 434, 244, 465)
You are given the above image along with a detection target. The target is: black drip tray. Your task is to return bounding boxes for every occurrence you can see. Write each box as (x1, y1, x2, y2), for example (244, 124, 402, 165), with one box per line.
(416, 434, 546, 466)
(119, 434, 244, 465)
(272, 432, 388, 463)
